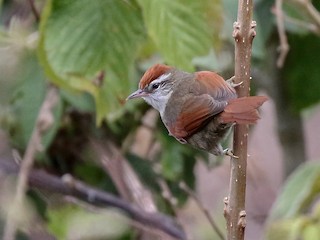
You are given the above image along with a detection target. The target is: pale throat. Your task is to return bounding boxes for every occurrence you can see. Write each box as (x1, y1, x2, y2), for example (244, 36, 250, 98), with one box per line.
(142, 90, 172, 117)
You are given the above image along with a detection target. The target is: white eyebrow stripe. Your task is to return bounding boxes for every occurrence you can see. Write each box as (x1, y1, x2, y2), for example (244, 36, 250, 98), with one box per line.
(152, 73, 172, 85)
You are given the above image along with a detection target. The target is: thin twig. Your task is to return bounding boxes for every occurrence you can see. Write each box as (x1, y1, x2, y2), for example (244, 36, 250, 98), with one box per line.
(27, 0, 40, 22)
(93, 140, 177, 239)
(274, 0, 320, 66)
(294, 0, 320, 30)
(278, 11, 319, 35)
(94, 141, 132, 200)
(65, 196, 180, 240)
(154, 168, 189, 239)
(179, 181, 225, 240)
(276, 0, 320, 34)
(3, 86, 59, 240)
(274, 0, 290, 68)
(0, 159, 186, 240)
(157, 175, 178, 208)
(94, 140, 157, 212)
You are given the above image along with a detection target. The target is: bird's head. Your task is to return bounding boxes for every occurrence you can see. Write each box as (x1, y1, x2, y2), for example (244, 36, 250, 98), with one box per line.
(127, 64, 175, 114)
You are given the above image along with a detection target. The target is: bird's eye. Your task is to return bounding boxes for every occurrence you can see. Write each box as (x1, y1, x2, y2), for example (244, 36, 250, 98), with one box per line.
(147, 82, 162, 92)
(152, 83, 160, 89)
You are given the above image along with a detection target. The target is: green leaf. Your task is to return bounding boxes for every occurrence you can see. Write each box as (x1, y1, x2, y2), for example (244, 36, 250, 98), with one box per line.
(303, 223, 320, 240)
(10, 52, 62, 151)
(38, 0, 145, 123)
(47, 205, 129, 239)
(266, 203, 320, 240)
(157, 125, 197, 204)
(267, 162, 320, 222)
(266, 217, 307, 240)
(161, 143, 184, 181)
(265, 162, 320, 239)
(137, 0, 213, 71)
(60, 89, 95, 113)
(126, 153, 160, 192)
(158, 126, 189, 181)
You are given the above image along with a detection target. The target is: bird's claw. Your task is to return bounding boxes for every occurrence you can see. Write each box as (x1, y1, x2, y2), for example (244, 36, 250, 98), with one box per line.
(224, 148, 239, 159)
(177, 138, 187, 144)
(226, 76, 243, 88)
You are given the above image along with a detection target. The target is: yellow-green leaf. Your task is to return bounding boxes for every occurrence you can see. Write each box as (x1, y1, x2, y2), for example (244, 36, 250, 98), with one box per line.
(267, 162, 320, 222)
(38, 0, 145, 123)
(137, 0, 213, 71)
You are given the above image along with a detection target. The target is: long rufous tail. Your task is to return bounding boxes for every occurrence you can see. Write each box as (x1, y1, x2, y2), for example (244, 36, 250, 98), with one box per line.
(220, 96, 268, 124)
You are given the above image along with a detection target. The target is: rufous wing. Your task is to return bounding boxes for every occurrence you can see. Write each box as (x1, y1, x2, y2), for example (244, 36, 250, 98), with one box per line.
(195, 71, 237, 101)
(169, 71, 238, 139)
(169, 95, 227, 139)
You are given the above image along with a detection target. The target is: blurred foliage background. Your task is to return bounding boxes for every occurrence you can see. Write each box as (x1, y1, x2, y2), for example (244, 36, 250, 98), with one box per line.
(0, 0, 320, 239)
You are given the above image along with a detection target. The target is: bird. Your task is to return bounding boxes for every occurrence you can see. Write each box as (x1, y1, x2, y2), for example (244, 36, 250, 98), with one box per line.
(127, 64, 267, 157)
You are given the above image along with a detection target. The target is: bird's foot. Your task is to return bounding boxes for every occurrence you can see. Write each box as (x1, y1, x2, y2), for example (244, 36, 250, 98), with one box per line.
(223, 148, 239, 159)
(226, 76, 243, 88)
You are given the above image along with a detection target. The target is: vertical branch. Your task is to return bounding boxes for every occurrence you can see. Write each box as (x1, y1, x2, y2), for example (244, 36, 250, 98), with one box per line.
(275, 0, 289, 68)
(224, 1, 256, 240)
(3, 86, 59, 240)
(27, 0, 40, 22)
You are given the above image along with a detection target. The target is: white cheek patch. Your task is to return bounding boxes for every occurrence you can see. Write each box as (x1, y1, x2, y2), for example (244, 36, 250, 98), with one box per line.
(144, 72, 172, 116)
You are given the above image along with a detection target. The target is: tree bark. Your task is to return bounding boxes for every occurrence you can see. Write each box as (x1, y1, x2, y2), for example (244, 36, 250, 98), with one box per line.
(224, 1, 256, 239)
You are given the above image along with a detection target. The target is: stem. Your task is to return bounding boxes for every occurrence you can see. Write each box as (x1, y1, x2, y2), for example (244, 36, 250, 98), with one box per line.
(179, 182, 225, 240)
(275, 0, 290, 68)
(0, 159, 186, 240)
(303, 0, 320, 30)
(2, 86, 59, 240)
(27, 0, 40, 22)
(225, 1, 255, 239)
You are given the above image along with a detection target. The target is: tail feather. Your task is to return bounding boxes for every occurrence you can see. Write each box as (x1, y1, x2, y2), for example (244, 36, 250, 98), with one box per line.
(220, 96, 268, 124)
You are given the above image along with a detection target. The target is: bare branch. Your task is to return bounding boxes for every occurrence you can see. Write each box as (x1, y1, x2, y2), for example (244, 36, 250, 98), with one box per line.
(273, 0, 320, 67)
(129, 109, 159, 159)
(65, 196, 180, 240)
(3, 86, 59, 240)
(282, 14, 319, 35)
(295, 0, 320, 30)
(27, 0, 40, 22)
(226, 0, 256, 239)
(94, 140, 157, 212)
(93, 140, 180, 239)
(0, 159, 186, 240)
(179, 181, 225, 240)
(274, 0, 290, 68)
(157, 174, 178, 208)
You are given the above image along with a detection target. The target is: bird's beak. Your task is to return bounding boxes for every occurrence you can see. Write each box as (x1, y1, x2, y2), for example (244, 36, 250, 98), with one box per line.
(126, 89, 147, 101)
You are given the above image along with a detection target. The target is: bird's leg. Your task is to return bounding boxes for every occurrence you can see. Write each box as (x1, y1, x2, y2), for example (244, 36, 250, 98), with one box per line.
(223, 148, 239, 159)
(226, 76, 243, 88)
